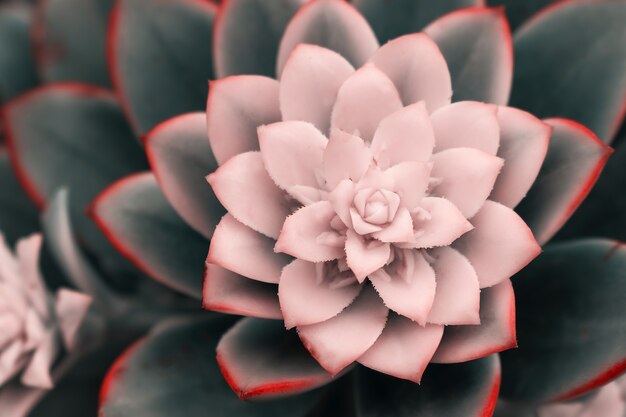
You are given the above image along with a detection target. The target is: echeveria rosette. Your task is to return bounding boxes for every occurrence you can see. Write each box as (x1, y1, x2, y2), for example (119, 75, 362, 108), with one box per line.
(206, 22, 545, 388)
(0, 233, 91, 392)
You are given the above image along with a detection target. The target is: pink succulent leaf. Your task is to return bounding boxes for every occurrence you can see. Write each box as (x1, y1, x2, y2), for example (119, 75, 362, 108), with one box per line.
(203, 264, 282, 320)
(432, 279, 516, 364)
(278, 259, 361, 329)
(207, 152, 291, 240)
(369, 33, 452, 112)
(454, 200, 541, 288)
(354, 0, 483, 45)
(430, 101, 500, 155)
(425, 7, 513, 105)
(515, 118, 612, 245)
(206, 75, 281, 166)
(209, 214, 289, 285)
(217, 318, 333, 400)
(34, 0, 113, 87)
(0, 6, 38, 102)
(330, 64, 403, 142)
(214, 0, 304, 78)
(110, 0, 216, 135)
(489, 106, 551, 208)
(426, 247, 481, 326)
(0, 150, 39, 246)
(323, 129, 373, 190)
(145, 112, 224, 238)
(511, 0, 626, 143)
(0, 233, 91, 391)
(356, 354, 501, 417)
(406, 197, 473, 249)
(357, 314, 444, 383)
(297, 285, 388, 376)
(91, 173, 208, 299)
(279, 44, 355, 134)
(276, 0, 378, 77)
(99, 317, 322, 416)
(258, 121, 327, 193)
(500, 240, 626, 403)
(371, 102, 435, 169)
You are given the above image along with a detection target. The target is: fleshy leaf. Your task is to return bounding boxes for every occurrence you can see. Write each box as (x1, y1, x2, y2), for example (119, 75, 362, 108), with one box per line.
(91, 172, 208, 299)
(145, 112, 223, 238)
(276, 0, 378, 77)
(34, 0, 114, 87)
(109, 0, 216, 135)
(0, 149, 39, 246)
(213, 0, 304, 78)
(354, 0, 483, 44)
(515, 118, 612, 245)
(100, 317, 321, 416)
(216, 318, 333, 399)
(500, 239, 626, 402)
(0, 5, 38, 103)
(425, 7, 513, 105)
(355, 354, 501, 417)
(510, 0, 626, 143)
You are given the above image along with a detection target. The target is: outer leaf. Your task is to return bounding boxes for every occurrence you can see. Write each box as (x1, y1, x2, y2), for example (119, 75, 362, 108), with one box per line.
(109, 0, 216, 135)
(0, 5, 38, 103)
(91, 172, 208, 299)
(354, 0, 483, 44)
(145, 112, 223, 238)
(500, 239, 626, 402)
(424, 7, 513, 105)
(213, 0, 304, 78)
(100, 317, 320, 417)
(515, 118, 612, 245)
(33, 0, 114, 87)
(0, 149, 39, 246)
(217, 318, 333, 399)
(556, 127, 626, 242)
(510, 0, 626, 143)
(355, 355, 501, 417)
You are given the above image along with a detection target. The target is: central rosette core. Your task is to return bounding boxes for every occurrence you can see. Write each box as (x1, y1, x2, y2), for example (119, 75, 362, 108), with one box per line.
(351, 188, 401, 234)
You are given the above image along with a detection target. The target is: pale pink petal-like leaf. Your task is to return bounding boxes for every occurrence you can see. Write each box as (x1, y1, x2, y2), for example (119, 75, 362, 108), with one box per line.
(454, 201, 541, 288)
(208, 214, 290, 284)
(280, 44, 355, 134)
(279, 259, 361, 329)
(431, 101, 500, 155)
(16, 235, 48, 320)
(427, 247, 480, 325)
(324, 130, 373, 190)
(431, 147, 504, 218)
(369, 33, 452, 112)
(207, 76, 281, 165)
(207, 152, 290, 239)
(275, 201, 345, 263)
(298, 285, 388, 375)
(258, 121, 327, 192)
(20, 331, 57, 389)
(203, 263, 282, 319)
(490, 106, 551, 208)
(55, 288, 92, 350)
(358, 314, 444, 383)
(277, 0, 378, 76)
(369, 251, 436, 325)
(371, 208, 414, 243)
(331, 65, 403, 142)
(345, 230, 391, 282)
(410, 197, 473, 248)
(432, 279, 516, 363)
(386, 161, 431, 210)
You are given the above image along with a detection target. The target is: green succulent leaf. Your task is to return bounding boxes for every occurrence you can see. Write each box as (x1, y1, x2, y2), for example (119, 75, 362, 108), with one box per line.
(501, 239, 626, 402)
(99, 316, 321, 417)
(510, 0, 626, 143)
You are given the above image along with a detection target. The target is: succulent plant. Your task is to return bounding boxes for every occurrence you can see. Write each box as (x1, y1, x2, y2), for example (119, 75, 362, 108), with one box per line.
(0, 0, 625, 416)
